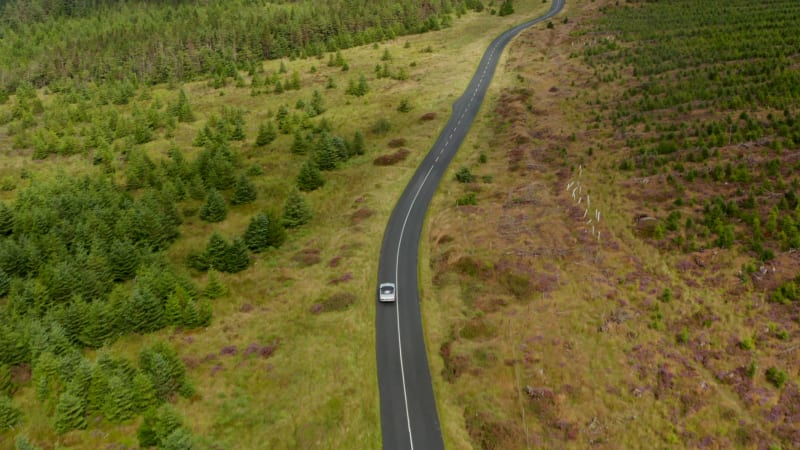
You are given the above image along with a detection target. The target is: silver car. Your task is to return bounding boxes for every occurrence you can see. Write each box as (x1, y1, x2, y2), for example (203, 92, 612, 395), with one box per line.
(379, 283, 396, 302)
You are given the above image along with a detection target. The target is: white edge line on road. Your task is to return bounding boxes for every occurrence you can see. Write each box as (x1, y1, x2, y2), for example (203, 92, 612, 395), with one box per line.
(395, 164, 436, 450)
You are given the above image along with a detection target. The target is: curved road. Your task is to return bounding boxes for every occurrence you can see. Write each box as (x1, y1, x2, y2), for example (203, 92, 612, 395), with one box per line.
(376, 1, 565, 449)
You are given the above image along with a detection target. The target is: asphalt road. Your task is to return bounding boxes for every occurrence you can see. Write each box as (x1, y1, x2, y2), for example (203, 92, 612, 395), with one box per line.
(376, 1, 565, 449)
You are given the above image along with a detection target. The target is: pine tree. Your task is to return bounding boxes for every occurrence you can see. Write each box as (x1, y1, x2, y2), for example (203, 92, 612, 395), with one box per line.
(290, 130, 309, 154)
(196, 299, 213, 327)
(230, 175, 257, 206)
(0, 394, 21, 432)
(132, 372, 157, 413)
(244, 212, 287, 252)
(181, 299, 200, 328)
(224, 238, 250, 273)
(308, 90, 325, 116)
(172, 89, 195, 123)
(107, 240, 139, 281)
(128, 287, 165, 333)
(105, 375, 135, 423)
(0, 365, 12, 396)
(137, 404, 183, 448)
(282, 190, 313, 228)
(54, 392, 86, 434)
(0, 270, 9, 298)
(350, 131, 366, 156)
(0, 203, 13, 236)
(79, 300, 115, 348)
(15, 435, 43, 450)
(203, 270, 227, 299)
(313, 133, 339, 171)
(162, 427, 196, 450)
(499, 0, 514, 16)
(187, 174, 206, 200)
(164, 291, 185, 326)
(204, 233, 229, 272)
(296, 160, 325, 192)
(199, 189, 228, 222)
(139, 342, 187, 401)
(255, 121, 277, 146)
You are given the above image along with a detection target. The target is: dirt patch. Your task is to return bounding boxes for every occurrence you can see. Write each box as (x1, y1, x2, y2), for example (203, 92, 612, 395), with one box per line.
(373, 148, 411, 166)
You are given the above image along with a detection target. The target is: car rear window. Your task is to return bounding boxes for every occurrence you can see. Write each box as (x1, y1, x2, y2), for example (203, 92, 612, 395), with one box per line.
(382, 287, 394, 294)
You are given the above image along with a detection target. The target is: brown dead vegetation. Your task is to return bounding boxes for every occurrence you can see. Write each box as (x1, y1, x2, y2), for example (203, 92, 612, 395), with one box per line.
(372, 148, 410, 166)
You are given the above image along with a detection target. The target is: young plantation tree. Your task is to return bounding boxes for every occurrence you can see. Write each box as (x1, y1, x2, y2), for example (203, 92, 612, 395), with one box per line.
(255, 121, 277, 146)
(296, 160, 325, 192)
(202, 270, 227, 299)
(243, 213, 286, 252)
(282, 190, 313, 228)
(200, 189, 228, 222)
(0, 203, 13, 236)
(54, 392, 86, 434)
(231, 175, 257, 205)
(224, 238, 251, 274)
(170, 89, 195, 123)
(0, 394, 21, 432)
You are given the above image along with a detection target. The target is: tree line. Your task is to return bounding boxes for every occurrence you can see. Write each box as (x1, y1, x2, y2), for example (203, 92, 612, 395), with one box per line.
(0, 0, 490, 92)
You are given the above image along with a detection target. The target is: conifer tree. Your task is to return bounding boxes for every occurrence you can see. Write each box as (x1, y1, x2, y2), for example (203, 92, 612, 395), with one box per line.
(282, 189, 313, 228)
(205, 233, 229, 272)
(162, 427, 196, 450)
(0, 394, 21, 432)
(15, 435, 43, 450)
(128, 287, 164, 333)
(314, 133, 339, 171)
(79, 300, 115, 348)
(296, 160, 325, 192)
(290, 130, 309, 154)
(351, 131, 366, 156)
(224, 238, 250, 273)
(181, 299, 200, 328)
(187, 174, 206, 201)
(231, 175, 257, 206)
(164, 292, 184, 326)
(171, 89, 195, 123)
(0, 203, 13, 236)
(0, 270, 9, 298)
(86, 363, 108, 416)
(196, 299, 213, 327)
(0, 365, 12, 396)
(499, 0, 514, 16)
(139, 342, 187, 401)
(243, 212, 284, 252)
(132, 371, 157, 413)
(203, 270, 227, 299)
(255, 121, 277, 146)
(107, 240, 139, 281)
(105, 375, 135, 423)
(199, 189, 227, 222)
(137, 404, 183, 448)
(308, 90, 325, 116)
(54, 392, 86, 434)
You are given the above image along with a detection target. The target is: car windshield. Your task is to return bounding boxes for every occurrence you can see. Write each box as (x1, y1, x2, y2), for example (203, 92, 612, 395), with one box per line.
(381, 286, 394, 294)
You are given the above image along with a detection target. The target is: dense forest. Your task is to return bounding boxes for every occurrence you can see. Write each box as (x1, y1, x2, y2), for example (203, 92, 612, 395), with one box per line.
(0, 0, 487, 92)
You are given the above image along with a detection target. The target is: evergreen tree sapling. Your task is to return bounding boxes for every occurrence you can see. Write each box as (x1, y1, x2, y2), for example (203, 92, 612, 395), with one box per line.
(296, 160, 325, 192)
(199, 189, 228, 222)
(230, 175, 257, 205)
(255, 121, 277, 146)
(282, 190, 313, 228)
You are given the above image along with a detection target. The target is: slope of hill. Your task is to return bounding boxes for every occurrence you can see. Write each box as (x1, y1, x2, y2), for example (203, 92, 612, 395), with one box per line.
(424, 0, 800, 448)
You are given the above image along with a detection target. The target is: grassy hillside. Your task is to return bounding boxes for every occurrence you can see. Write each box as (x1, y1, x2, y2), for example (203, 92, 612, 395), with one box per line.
(425, 0, 800, 448)
(0, 1, 553, 448)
